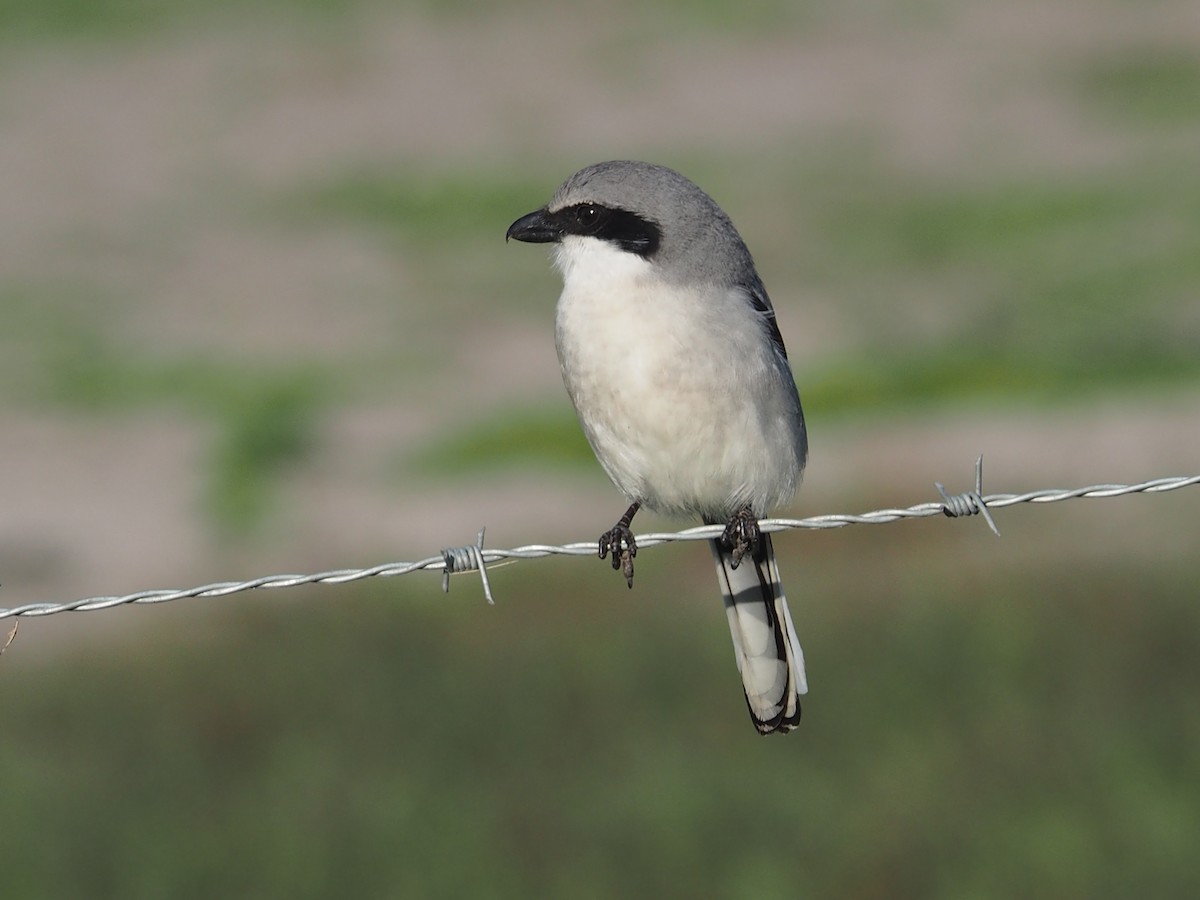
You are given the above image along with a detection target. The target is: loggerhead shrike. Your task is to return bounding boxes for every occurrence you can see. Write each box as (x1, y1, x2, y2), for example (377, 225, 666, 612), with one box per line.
(507, 160, 808, 734)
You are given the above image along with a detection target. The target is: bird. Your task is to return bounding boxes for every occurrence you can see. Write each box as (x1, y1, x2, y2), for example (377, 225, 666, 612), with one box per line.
(506, 160, 808, 734)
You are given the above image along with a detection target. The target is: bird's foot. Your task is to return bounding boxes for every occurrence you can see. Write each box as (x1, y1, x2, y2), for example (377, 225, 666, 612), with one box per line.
(721, 507, 761, 569)
(598, 502, 641, 588)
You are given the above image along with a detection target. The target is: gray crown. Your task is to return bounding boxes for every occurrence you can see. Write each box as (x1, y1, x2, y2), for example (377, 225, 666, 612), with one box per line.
(549, 160, 762, 289)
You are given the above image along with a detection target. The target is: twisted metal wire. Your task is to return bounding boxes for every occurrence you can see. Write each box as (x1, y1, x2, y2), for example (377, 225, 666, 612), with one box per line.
(442, 527, 495, 605)
(935, 455, 1000, 535)
(2, 471, 1197, 620)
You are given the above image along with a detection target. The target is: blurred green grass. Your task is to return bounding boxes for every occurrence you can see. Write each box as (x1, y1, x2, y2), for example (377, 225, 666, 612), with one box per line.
(274, 168, 565, 320)
(0, 0, 368, 40)
(0, 285, 332, 535)
(787, 161, 1200, 411)
(3, 543, 1198, 898)
(282, 170, 548, 246)
(0, 0, 820, 42)
(1075, 48, 1200, 126)
(406, 405, 594, 475)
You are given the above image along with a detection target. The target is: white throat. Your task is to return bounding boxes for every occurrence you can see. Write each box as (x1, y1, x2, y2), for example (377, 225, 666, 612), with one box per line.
(552, 235, 653, 292)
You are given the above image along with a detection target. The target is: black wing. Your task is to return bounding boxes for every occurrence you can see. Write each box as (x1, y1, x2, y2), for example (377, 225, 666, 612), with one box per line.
(743, 280, 789, 361)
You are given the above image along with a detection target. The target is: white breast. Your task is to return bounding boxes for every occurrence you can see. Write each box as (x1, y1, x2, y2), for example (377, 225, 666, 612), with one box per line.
(551, 236, 804, 521)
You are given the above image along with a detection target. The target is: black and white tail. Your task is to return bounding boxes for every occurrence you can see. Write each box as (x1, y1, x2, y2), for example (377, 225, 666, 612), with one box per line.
(710, 533, 806, 734)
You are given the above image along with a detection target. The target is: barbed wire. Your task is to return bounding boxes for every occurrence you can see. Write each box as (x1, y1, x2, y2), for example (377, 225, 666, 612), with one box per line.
(1, 463, 1197, 620)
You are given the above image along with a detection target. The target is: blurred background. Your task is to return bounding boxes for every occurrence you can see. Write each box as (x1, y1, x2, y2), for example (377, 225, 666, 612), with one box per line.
(2, 0, 1198, 896)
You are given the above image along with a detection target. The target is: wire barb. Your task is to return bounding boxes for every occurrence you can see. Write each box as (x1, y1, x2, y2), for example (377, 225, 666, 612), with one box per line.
(935, 454, 1000, 536)
(1, 620, 17, 660)
(2, 466, 1197, 620)
(441, 527, 495, 605)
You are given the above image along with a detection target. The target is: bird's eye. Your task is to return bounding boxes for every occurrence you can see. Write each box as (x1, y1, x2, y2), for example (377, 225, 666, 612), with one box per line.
(574, 204, 603, 230)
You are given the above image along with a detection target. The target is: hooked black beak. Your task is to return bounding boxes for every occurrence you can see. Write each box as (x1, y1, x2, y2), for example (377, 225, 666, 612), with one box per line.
(506, 208, 561, 244)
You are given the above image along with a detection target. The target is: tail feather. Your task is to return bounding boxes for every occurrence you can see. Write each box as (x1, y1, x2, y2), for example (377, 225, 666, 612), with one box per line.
(710, 532, 806, 734)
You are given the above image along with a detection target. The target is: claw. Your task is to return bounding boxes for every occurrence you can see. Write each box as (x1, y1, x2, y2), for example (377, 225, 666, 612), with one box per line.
(598, 501, 641, 588)
(721, 507, 761, 569)
(599, 523, 637, 588)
